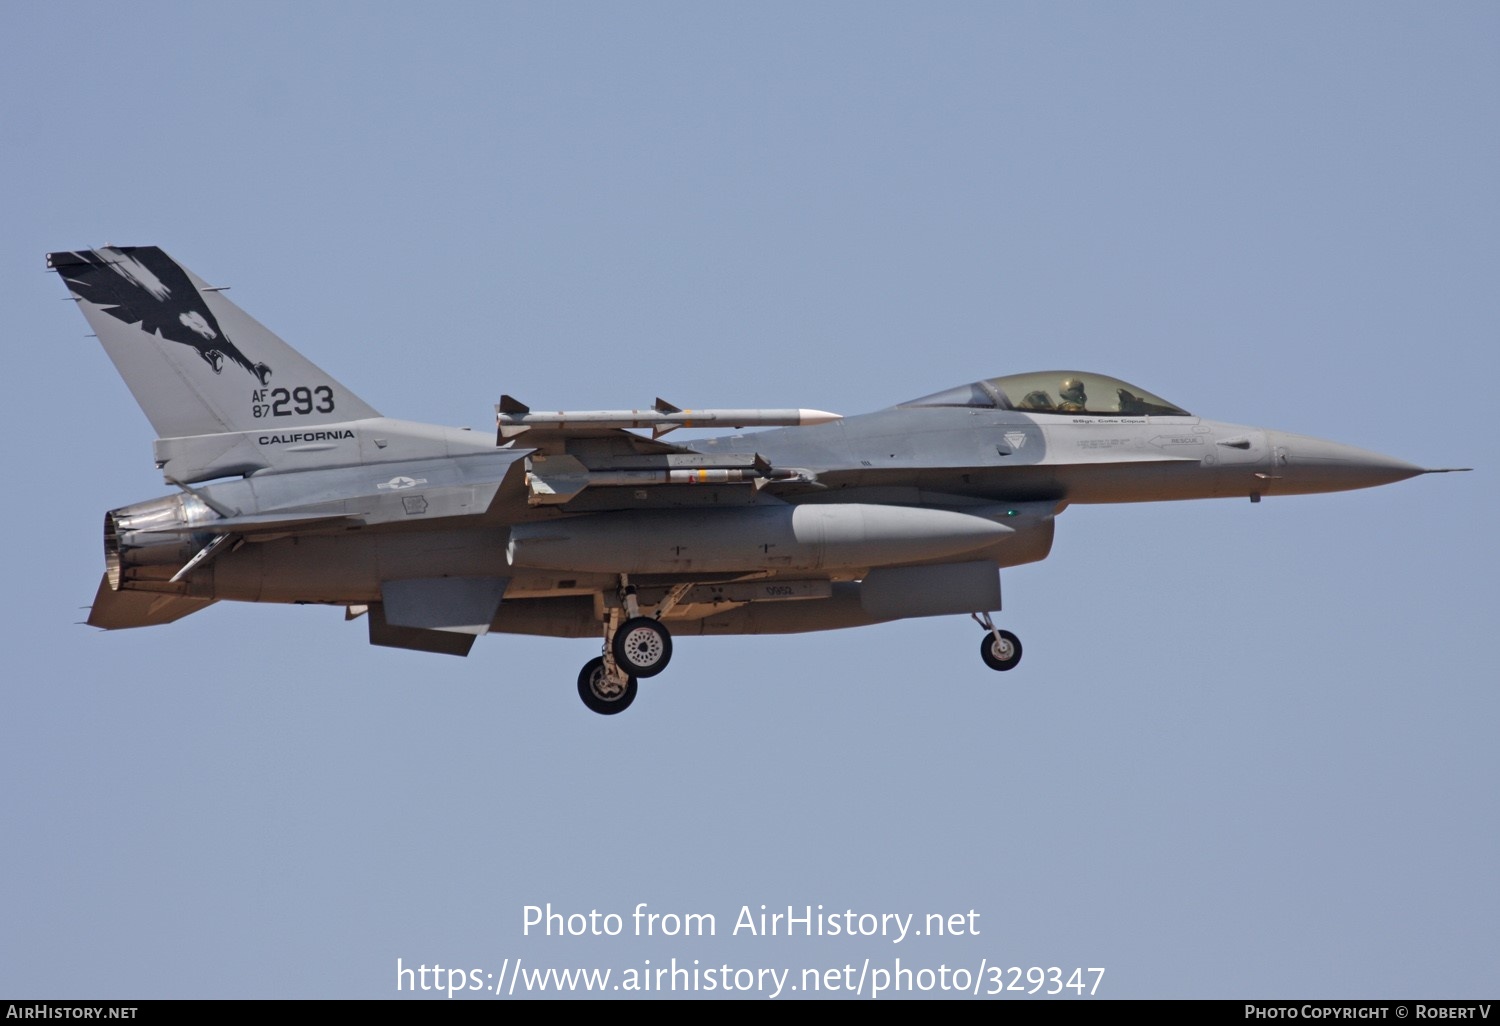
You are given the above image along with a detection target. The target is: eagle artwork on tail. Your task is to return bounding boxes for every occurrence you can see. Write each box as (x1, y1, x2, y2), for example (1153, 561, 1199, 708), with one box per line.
(53, 247, 272, 385)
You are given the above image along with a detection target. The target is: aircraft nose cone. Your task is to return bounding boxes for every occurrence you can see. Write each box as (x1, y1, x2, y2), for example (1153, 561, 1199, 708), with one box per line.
(1266, 430, 1428, 493)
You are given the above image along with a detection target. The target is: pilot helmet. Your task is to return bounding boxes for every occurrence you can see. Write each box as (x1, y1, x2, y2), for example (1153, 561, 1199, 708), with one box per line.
(1059, 378, 1087, 404)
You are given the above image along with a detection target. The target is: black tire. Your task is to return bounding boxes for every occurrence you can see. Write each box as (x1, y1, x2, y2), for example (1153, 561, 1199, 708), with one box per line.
(577, 656, 638, 715)
(612, 616, 673, 678)
(979, 629, 1022, 672)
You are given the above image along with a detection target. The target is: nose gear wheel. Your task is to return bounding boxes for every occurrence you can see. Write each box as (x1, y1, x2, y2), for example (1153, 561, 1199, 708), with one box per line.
(979, 628, 1022, 671)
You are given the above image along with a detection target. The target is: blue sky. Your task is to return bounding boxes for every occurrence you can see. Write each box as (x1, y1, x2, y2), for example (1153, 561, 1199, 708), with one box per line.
(2, 1, 1495, 999)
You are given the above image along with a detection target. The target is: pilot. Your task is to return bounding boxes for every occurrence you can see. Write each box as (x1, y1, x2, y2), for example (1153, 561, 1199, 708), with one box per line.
(1057, 377, 1088, 412)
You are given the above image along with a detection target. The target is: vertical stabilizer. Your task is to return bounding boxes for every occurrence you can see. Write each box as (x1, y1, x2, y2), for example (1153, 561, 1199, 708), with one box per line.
(48, 246, 380, 439)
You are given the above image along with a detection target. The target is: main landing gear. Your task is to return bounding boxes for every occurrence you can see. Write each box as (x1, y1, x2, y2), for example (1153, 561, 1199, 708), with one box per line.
(972, 611, 1022, 672)
(574, 587, 1021, 713)
(577, 656, 637, 715)
(576, 579, 677, 715)
(613, 616, 672, 677)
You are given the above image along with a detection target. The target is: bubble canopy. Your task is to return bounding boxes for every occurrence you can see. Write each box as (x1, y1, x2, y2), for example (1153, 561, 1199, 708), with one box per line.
(899, 371, 1191, 417)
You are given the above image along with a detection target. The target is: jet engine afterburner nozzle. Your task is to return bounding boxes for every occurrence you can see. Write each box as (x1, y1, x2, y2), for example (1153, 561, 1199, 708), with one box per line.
(103, 492, 216, 593)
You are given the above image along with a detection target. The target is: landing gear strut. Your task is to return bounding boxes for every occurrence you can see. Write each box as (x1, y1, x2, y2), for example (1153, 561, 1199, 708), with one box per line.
(574, 577, 676, 713)
(973, 611, 1022, 672)
(609, 579, 673, 678)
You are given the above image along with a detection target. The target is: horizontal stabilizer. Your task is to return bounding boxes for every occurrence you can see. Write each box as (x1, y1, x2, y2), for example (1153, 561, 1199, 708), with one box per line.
(87, 573, 215, 629)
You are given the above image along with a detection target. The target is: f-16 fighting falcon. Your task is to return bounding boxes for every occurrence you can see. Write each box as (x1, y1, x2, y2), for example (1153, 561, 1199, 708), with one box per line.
(50, 246, 1466, 714)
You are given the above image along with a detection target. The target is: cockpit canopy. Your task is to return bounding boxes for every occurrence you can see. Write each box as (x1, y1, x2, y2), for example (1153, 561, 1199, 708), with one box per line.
(900, 371, 1190, 417)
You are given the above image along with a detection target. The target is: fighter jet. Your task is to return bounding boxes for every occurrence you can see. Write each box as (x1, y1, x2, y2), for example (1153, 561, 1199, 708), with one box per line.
(50, 246, 1465, 714)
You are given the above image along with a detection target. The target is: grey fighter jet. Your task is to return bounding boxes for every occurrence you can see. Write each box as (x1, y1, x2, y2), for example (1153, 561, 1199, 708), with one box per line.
(51, 246, 1466, 714)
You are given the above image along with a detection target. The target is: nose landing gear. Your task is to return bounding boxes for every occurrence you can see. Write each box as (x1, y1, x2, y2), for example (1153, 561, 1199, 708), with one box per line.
(972, 611, 1022, 672)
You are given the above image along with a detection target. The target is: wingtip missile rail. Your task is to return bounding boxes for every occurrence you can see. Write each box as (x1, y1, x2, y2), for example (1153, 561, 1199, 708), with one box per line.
(497, 394, 842, 439)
